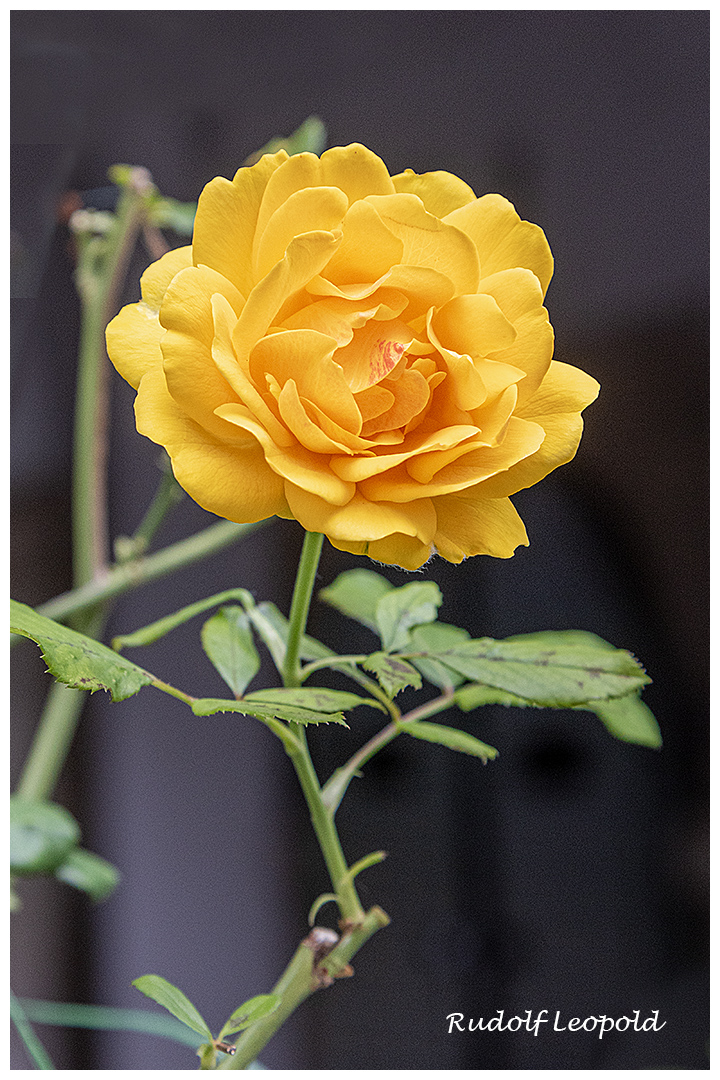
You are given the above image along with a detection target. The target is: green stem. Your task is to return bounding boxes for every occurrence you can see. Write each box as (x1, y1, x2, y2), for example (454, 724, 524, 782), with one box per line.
(34, 520, 264, 627)
(72, 175, 149, 588)
(218, 906, 390, 1070)
(280, 530, 364, 923)
(115, 464, 185, 561)
(14, 684, 88, 802)
(285, 738, 364, 923)
(10, 991, 55, 1069)
(16, 173, 148, 802)
(282, 531, 324, 689)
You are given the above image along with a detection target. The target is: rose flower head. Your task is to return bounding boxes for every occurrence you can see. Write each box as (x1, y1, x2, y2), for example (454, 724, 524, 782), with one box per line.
(106, 144, 599, 570)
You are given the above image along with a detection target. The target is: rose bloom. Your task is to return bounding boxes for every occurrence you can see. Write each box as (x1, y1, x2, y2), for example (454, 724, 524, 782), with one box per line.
(106, 145, 598, 570)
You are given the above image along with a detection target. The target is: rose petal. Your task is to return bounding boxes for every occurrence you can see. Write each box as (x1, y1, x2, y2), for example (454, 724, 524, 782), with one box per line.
(366, 193, 480, 297)
(392, 168, 477, 217)
(285, 484, 437, 544)
(433, 493, 529, 560)
(446, 193, 553, 296)
(253, 185, 349, 281)
(215, 402, 355, 506)
(431, 293, 517, 358)
(192, 151, 288, 297)
(135, 366, 288, 523)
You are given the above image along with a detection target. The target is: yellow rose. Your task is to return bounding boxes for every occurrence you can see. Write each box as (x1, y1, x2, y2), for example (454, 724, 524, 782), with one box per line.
(106, 144, 599, 571)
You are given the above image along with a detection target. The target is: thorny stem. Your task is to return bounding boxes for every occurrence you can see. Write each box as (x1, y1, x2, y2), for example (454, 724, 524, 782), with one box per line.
(16, 170, 150, 802)
(32, 520, 265, 627)
(217, 907, 390, 1070)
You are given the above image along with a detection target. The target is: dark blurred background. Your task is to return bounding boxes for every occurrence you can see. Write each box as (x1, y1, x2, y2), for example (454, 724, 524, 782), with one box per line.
(11, 10, 708, 1070)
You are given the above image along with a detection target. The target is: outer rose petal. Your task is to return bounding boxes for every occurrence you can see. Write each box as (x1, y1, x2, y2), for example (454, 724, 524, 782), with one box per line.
(331, 534, 433, 572)
(140, 245, 194, 311)
(106, 302, 164, 390)
(135, 366, 289, 523)
(391, 168, 477, 217)
(158, 265, 246, 441)
(192, 150, 288, 297)
(285, 484, 437, 545)
(478, 361, 600, 498)
(445, 194, 553, 297)
(105, 246, 193, 389)
(433, 493, 529, 561)
(366, 193, 480, 297)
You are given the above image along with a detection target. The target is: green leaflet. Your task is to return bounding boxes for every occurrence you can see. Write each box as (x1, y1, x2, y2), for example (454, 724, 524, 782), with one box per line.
(131, 975, 211, 1041)
(362, 652, 422, 699)
(407, 622, 470, 689)
(401, 720, 498, 763)
(111, 588, 254, 651)
(201, 607, 260, 697)
(191, 697, 348, 728)
(54, 848, 120, 902)
(11, 600, 153, 702)
(245, 687, 382, 713)
(455, 681, 661, 749)
(375, 581, 443, 653)
(10, 798, 81, 874)
(426, 632, 649, 707)
(581, 693, 662, 749)
(218, 994, 281, 1040)
(319, 569, 393, 633)
(455, 684, 533, 710)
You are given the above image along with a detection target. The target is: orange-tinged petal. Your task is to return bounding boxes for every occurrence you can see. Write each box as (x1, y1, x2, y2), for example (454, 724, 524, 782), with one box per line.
(134, 366, 288, 523)
(215, 402, 355, 506)
(433, 493, 529, 561)
(253, 185, 349, 281)
(431, 293, 517, 357)
(192, 151, 288, 297)
(334, 318, 415, 393)
(301, 397, 376, 452)
(277, 380, 359, 455)
(446, 193, 553, 296)
(327, 533, 433, 571)
(355, 384, 394, 422)
(391, 168, 477, 217)
(331, 424, 479, 483)
(283, 293, 406, 346)
(408, 386, 518, 484)
(106, 302, 164, 390)
(285, 484, 437, 544)
(249, 328, 362, 434)
(360, 367, 430, 435)
(210, 294, 293, 448)
(362, 415, 545, 502)
(366, 193, 480, 296)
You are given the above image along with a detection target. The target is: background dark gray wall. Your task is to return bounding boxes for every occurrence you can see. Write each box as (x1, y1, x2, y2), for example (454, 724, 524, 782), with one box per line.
(11, 10, 708, 1070)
